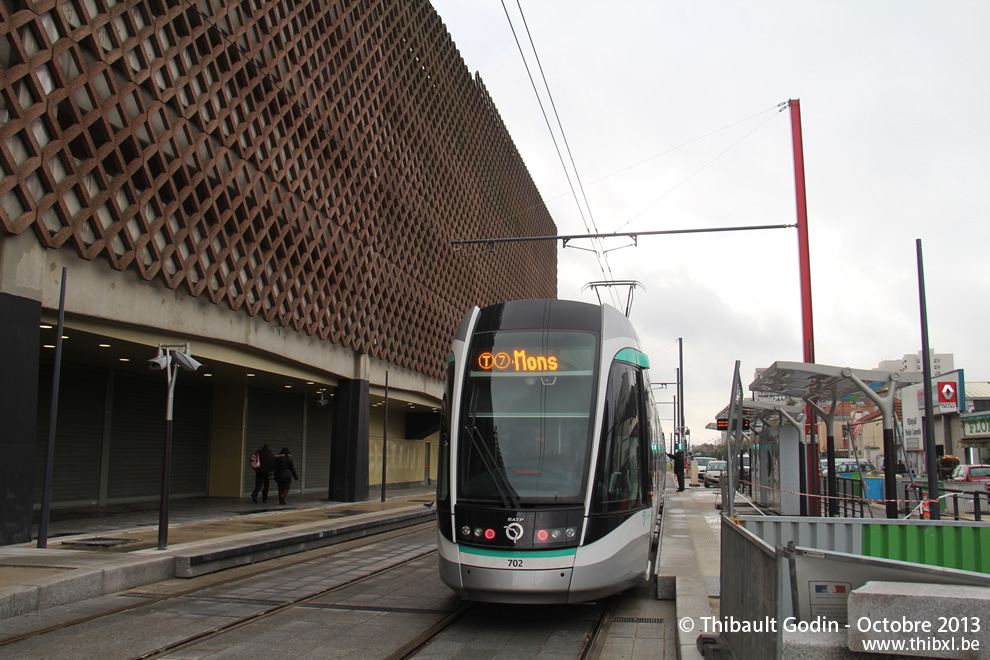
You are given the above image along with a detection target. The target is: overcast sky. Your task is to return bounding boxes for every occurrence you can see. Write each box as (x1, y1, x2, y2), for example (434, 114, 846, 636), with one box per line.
(430, 0, 990, 447)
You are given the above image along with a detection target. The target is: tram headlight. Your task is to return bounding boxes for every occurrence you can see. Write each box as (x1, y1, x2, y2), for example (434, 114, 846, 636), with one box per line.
(474, 528, 483, 538)
(460, 526, 471, 537)
(536, 529, 549, 542)
(550, 529, 561, 539)
(484, 528, 496, 540)
(565, 527, 576, 539)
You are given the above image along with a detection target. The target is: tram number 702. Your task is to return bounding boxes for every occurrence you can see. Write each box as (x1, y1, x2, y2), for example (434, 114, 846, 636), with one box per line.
(507, 559, 524, 568)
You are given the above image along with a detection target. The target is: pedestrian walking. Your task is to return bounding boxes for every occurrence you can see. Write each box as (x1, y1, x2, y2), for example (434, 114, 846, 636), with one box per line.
(274, 447, 299, 505)
(250, 443, 276, 503)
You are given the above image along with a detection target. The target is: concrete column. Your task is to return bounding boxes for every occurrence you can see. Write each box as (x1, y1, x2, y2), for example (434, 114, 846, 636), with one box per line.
(209, 384, 248, 496)
(330, 378, 369, 502)
(0, 292, 41, 545)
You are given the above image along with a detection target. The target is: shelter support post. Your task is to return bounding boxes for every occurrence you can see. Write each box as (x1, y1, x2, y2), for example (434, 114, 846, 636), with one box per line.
(847, 371, 903, 519)
(806, 391, 839, 516)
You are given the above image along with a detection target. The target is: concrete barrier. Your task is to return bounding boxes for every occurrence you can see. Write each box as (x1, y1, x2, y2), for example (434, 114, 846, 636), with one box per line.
(0, 555, 174, 620)
(172, 508, 435, 577)
(848, 581, 990, 658)
(720, 515, 990, 659)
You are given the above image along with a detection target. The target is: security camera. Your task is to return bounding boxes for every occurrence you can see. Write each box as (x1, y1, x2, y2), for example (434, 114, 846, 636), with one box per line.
(172, 351, 202, 372)
(148, 354, 170, 371)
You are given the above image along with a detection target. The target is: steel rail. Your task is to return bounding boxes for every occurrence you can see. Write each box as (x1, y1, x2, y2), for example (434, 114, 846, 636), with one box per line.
(136, 546, 440, 659)
(0, 522, 434, 650)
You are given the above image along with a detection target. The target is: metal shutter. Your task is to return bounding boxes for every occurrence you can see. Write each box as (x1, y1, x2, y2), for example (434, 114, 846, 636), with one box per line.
(108, 373, 211, 502)
(304, 400, 333, 493)
(34, 364, 106, 505)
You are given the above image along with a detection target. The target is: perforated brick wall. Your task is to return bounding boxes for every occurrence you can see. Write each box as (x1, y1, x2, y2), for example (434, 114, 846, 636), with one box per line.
(0, 0, 556, 380)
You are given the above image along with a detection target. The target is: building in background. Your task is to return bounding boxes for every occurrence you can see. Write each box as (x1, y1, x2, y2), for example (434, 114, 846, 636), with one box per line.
(0, 1, 556, 544)
(877, 350, 954, 377)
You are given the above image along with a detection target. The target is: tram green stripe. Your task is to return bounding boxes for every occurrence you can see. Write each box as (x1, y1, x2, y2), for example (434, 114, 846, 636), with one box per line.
(460, 546, 576, 559)
(614, 348, 650, 369)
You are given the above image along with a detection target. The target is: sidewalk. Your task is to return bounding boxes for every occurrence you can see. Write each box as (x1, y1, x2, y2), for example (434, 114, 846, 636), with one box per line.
(656, 478, 725, 660)
(0, 485, 437, 619)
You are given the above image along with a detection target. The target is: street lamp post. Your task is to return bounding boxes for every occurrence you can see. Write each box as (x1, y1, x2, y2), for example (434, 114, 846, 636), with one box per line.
(149, 343, 202, 550)
(651, 381, 680, 455)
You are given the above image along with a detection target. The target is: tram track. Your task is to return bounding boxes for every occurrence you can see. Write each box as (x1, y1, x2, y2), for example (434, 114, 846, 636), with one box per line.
(3, 521, 672, 659)
(383, 600, 476, 660)
(581, 595, 619, 660)
(134, 546, 440, 659)
(0, 521, 435, 651)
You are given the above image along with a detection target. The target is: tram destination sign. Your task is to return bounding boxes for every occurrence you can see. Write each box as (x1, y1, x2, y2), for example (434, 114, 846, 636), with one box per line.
(477, 350, 558, 372)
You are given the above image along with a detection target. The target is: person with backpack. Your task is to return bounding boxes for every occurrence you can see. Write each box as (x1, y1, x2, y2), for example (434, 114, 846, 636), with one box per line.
(274, 447, 299, 505)
(250, 443, 276, 503)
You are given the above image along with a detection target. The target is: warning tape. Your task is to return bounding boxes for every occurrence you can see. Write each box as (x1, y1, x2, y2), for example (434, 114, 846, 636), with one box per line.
(734, 479, 952, 506)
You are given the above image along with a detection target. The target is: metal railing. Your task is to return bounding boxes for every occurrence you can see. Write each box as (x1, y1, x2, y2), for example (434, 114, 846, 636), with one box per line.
(905, 483, 990, 520)
(814, 476, 871, 518)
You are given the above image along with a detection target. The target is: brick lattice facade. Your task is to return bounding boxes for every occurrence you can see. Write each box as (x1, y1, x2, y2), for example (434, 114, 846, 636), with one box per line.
(0, 0, 556, 380)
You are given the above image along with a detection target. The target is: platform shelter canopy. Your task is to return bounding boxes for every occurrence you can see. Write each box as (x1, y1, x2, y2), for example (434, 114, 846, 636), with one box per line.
(715, 400, 805, 431)
(749, 361, 921, 403)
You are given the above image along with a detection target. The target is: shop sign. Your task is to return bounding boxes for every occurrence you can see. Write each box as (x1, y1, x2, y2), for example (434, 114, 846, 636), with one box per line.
(961, 412, 990, 439)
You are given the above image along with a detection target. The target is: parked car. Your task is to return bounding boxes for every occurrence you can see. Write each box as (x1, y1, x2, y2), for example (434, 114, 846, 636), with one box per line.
(691, 457, 716, 476)
(949, 464, 990, 482)
(820, 459, 876, 477)
(704, 460, 727, 488)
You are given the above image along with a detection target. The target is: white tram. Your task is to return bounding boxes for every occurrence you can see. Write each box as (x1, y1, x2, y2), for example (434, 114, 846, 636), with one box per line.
(436, 299, 665, 604)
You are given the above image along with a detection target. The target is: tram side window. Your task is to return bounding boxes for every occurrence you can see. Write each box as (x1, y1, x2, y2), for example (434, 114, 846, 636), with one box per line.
(592, 361, 643, 513)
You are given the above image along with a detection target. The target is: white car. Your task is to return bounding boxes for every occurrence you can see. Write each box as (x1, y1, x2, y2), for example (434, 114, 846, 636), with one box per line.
(704, 460, 727, 488)
(820, 459, 876, 477)
(692, 457, 717, 476)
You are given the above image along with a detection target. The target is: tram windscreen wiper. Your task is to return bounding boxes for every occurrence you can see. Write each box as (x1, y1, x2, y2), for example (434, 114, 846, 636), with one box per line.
(464, 424, 521, 510)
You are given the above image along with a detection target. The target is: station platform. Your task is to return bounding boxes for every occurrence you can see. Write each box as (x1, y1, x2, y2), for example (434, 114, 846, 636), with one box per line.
(0, 485, 438, 619)
(656, 480, 724, 660)
(0, 479, 720, 658)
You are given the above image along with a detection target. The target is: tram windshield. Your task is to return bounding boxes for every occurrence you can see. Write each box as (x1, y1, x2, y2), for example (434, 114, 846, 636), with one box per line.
(459, 330, 598, 504)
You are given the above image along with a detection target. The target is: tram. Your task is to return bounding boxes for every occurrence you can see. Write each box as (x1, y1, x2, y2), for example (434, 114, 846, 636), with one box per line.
(436, 299, 665, 604)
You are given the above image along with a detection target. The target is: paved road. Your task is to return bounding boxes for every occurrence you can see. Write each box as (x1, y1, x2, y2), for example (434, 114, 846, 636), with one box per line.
(2, 524, 678, 659)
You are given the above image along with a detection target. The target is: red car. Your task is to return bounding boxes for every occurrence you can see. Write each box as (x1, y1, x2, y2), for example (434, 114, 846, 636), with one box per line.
(948, 464, 990, 482)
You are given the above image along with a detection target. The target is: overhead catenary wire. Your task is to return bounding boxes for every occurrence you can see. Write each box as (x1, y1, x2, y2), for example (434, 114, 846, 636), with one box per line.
(614, 103, 789, 233)
(586, 102, 788, 194)
(500, 0, 620, 307)
(451, 222, 795, 247)
(462, 102, 791, 232)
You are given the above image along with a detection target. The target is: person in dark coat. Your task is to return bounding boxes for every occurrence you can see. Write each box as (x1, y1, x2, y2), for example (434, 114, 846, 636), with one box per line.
(251, 443, 276, 503)
(667, 450, 686, 491)
(274, 447, 299, 505)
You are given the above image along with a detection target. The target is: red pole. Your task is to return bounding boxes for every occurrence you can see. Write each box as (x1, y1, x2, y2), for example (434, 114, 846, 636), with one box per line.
(789, 99, 814, 364)
(790, 99, 818, 514)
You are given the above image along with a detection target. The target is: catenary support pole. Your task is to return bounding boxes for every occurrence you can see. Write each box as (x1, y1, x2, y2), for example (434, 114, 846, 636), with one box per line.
(38, 267, 67, 548)
(917, 240, 940, 519)
(678, 339, 684, 451)
(381, 371, 389, 503)
(790, 99, 817, 516)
